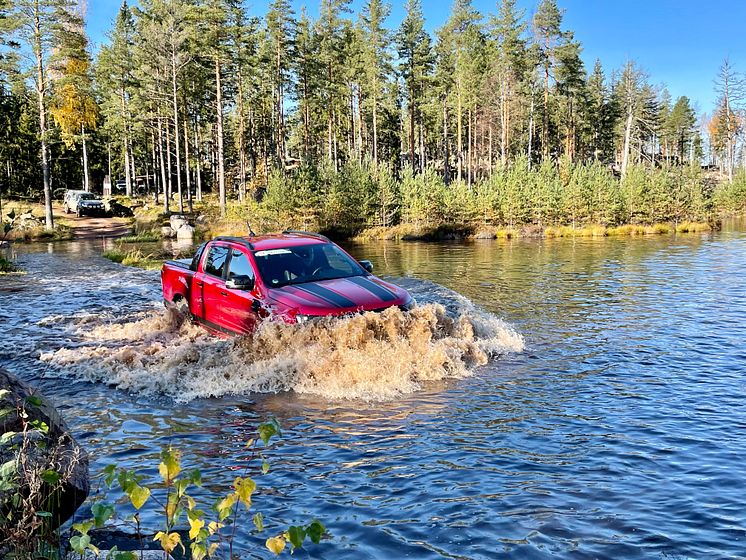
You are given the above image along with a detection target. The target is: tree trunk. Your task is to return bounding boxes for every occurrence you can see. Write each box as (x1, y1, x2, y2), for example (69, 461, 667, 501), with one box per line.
(621, 107, 633, 178)
(527, 94, 534, 169)
(543, 63, 549, 160)
(33, 12, 53, 230)
(467, 106, 472, 187)
(166, 119, 173, 213)
(442, 97, 449, 184)
(158, 117, 169, 213)
(372, 82, 378, 164)
(215, 57, 226, 216)
(195, 123, 202, 202)
(81, 125, 90, 192)
(184, 117, 192, 213)
(121, 89, 132, 196)
(172, 46, 183, 214)
(457, 84, 463, 181)
(150, 130, 159, 204)
(237, 67, 247, 202)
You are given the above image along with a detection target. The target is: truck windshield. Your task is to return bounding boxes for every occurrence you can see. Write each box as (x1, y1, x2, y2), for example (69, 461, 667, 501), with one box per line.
(253, 243, 364, 288)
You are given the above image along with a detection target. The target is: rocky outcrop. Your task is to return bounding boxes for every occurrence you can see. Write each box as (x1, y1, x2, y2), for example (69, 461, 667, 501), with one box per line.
(169, 215, 194, 241)
(0, 368, 89, 530)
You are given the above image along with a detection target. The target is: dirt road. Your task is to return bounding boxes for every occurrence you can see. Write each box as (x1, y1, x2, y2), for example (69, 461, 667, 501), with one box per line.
(60, 212, 132, 240)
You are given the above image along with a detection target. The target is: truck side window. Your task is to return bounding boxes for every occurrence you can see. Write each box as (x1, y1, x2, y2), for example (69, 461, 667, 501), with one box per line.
(228, 250, 255, 279)
(204, 246, 229, 278)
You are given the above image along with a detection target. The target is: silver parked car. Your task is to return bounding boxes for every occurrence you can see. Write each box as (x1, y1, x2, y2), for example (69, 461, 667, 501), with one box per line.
(63, 190, 107, 217)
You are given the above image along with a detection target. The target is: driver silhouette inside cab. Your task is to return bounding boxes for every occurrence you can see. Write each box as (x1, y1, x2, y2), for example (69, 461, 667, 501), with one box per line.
(283, 246, 318, 283)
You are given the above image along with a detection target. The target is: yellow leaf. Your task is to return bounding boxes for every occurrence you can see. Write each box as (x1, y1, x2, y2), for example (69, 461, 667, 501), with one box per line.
(159, 449, 181, 483)
(188, 515, 205, 540)
(266, 536, 286, 555)
(233, 477, 256, 508)
(208, 521, 223, 536)
(186, 496, 196, 510)
(208, 542, 219, 557)
(154, 531, 182, 554)
(217, 492, 237, 512)
(129, 484, 150, 510)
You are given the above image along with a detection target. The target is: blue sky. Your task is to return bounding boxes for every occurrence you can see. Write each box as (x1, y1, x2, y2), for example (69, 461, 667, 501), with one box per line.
(87, 0, 746, 116)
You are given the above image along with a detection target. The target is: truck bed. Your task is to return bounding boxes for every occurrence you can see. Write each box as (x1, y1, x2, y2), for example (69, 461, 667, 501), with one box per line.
(165, 258, 192, 270)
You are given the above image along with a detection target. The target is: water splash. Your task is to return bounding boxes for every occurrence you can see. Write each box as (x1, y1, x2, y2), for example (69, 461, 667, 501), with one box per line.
(41, 281, 524, 402)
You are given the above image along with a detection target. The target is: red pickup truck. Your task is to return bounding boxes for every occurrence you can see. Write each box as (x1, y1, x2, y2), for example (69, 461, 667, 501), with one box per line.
(161, 231, 415, 335)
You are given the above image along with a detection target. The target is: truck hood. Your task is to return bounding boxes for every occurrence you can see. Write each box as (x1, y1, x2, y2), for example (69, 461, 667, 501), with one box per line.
(266, 275, 412, 316)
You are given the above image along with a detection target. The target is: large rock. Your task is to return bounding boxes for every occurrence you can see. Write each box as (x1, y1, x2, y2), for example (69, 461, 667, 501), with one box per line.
(175, 224, 194, 240)
(169, 214, 190, 231)
(0, 368, 89, 531)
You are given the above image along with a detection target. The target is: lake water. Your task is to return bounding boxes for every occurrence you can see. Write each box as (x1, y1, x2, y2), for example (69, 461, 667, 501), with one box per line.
(1, 225, 745, 559)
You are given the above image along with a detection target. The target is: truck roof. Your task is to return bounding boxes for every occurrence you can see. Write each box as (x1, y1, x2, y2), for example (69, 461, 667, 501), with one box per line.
(213, 231, 327, 252)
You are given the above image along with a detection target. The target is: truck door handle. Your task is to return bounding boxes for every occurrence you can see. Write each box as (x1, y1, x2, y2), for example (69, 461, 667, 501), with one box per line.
(220, 291, 228, 296)
(195, 282, 203, 288)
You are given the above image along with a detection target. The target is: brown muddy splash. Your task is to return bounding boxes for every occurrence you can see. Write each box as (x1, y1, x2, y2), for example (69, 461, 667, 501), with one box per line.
(42, 304, 524, 402)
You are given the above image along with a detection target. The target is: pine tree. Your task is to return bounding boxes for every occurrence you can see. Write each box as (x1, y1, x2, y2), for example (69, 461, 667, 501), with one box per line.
(97, 1, 137, 196)
(396, 0, 432, 170)
(532, 0, 564, 160)
(554, 32, 585, 161)
(359, 0, 391, 164)
(489, 0, 527, 165)
(5, 0, 85, 228)
(666, 96, 696, 164)
(266, 0, 295, 164)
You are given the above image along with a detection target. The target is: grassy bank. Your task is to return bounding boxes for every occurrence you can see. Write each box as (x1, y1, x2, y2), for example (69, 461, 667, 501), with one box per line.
(128, 160, 742, 243)
(353, 220, 714, 241)
(0, 254, 22, 273)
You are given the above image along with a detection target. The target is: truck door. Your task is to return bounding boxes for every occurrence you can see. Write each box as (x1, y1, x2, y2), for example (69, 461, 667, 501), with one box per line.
(188, 243, 207, 320)
(223, 248, 260, 335)
(200, 244, 230, 330)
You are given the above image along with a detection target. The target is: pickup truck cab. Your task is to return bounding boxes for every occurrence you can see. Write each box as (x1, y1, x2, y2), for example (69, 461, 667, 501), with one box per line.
(161, 231, 415, 336)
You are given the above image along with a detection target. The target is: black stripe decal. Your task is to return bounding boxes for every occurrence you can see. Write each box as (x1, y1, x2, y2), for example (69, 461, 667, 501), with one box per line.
(293, 284, 357, 308)
(346, 276, 397, 302)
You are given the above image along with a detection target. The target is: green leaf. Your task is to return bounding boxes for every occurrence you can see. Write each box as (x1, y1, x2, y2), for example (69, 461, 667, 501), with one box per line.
(306, 520, 325, 544)
(253, 512, 264, 532)
(40, 469, 61, 485)
(0, 389, 10, 399)
(72, 520, 94, 535)
(29, 419, 49, 434)
(189, 468, 202, 487)
(36, 510, 53, 517)
(24, 395, 42, 407)
(0, 431, 17, 445)
(70, 534, 90, 554)
(103, 464, 117, 487)
(287, 525, 306, 550)
(0, 459, 16, 479)
(158, 448, 181, 483)
(92, 502, 115, 528)
(112, 552, 138, 560)
(258, 417, 281, 446)
(0, 408, 14, 420)
(127, 483, 150, 510)
(262, 460, 270, 474)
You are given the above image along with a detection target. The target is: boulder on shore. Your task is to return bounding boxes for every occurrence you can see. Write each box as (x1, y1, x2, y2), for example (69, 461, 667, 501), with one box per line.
(0, 368, 89, 531)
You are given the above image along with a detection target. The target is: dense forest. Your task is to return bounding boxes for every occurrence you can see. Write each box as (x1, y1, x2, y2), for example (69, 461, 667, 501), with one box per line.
(1, 0, 745, 233)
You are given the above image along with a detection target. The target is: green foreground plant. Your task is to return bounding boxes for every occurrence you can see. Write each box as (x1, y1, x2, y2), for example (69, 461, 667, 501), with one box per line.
(69, 418, 325, 559)
(1, 390, 80, 559)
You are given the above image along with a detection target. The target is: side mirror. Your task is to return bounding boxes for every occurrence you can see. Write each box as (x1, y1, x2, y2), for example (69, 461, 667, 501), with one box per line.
(226, 274, 255, 291)
(359, 260, 374, 273)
